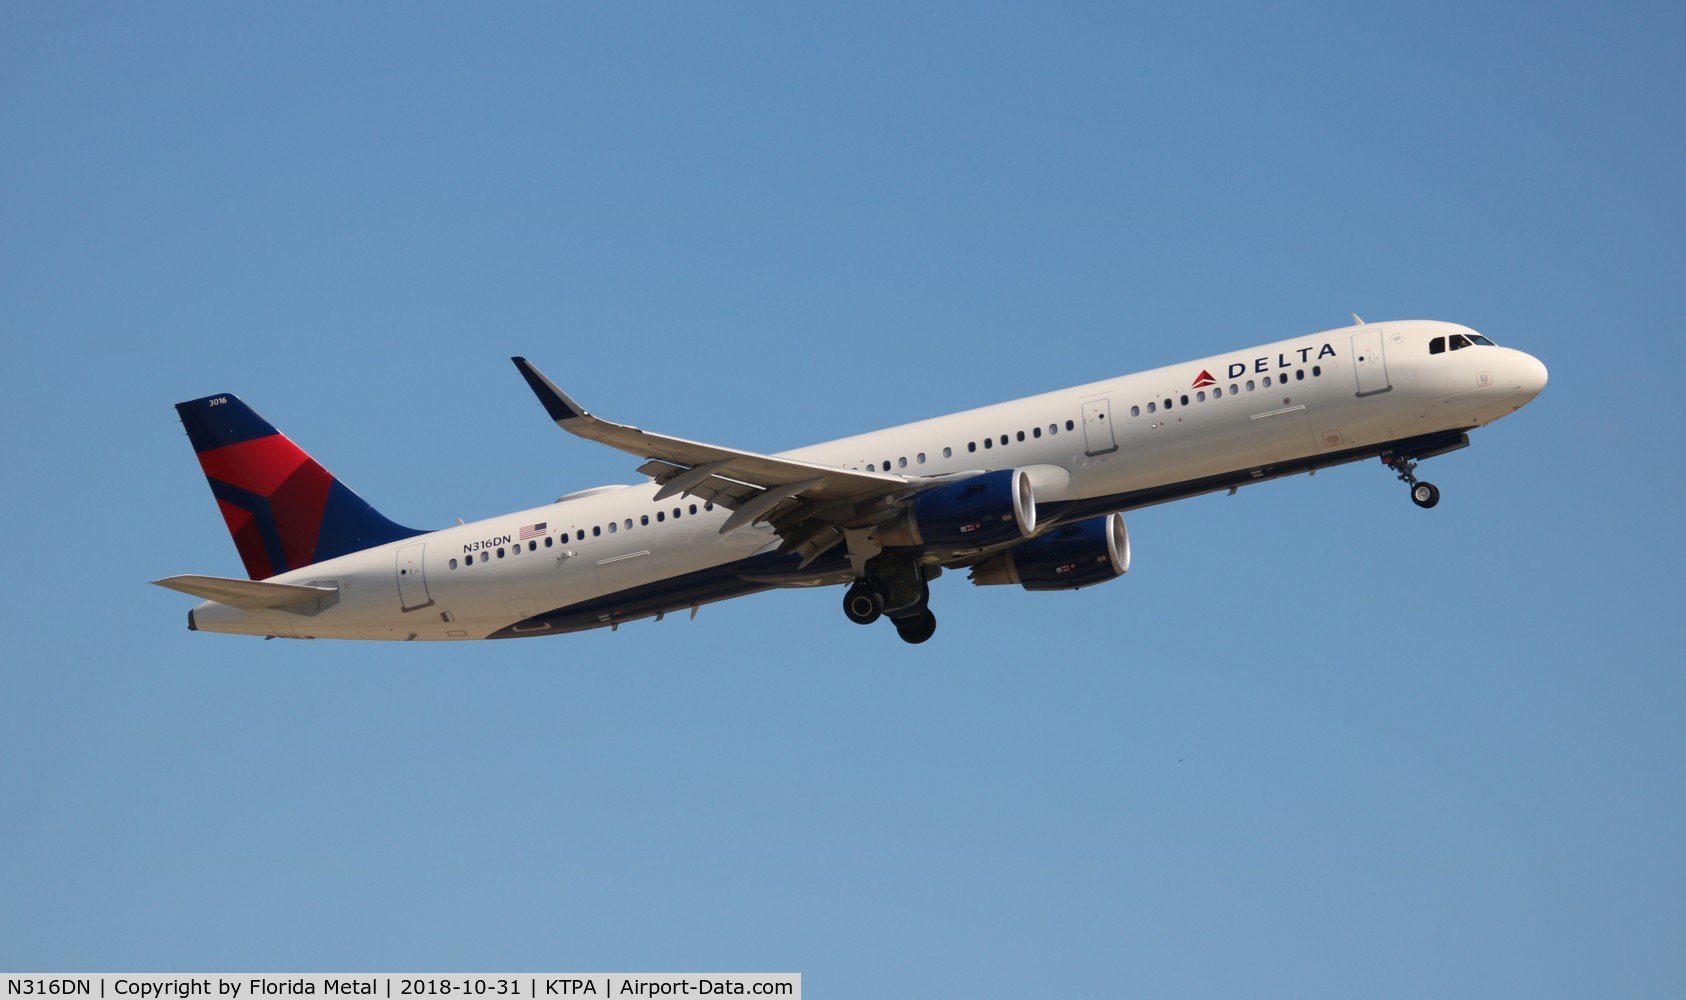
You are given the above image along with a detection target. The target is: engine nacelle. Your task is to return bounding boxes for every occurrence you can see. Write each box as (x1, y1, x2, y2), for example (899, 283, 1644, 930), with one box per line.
(878, 468, 1037, 548)
(968, 512, 1130, 591)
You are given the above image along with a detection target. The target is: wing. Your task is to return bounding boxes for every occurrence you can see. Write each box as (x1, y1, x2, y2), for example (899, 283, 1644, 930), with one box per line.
(513, 357, 927, 565)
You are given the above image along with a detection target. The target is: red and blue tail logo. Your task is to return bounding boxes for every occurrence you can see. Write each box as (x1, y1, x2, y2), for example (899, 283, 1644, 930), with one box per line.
(175, 394, 424, 580)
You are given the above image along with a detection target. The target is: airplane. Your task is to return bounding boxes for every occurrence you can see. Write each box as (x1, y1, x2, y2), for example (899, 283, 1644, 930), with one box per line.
(155, 318, 1547, 644)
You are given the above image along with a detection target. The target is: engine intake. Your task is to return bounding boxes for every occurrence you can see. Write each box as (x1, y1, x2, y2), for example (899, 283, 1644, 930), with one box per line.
(968, 513, 1130, 591)
(878, 468, 1037, 548)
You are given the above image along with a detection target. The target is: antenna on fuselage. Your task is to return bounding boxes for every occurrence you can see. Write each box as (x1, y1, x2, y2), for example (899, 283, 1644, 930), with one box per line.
(1351, 313, 1366, 325)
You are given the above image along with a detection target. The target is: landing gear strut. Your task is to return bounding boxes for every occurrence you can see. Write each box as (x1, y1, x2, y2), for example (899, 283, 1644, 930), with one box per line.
(842, 557, 939, 643)
(1383, 452, 1440, 509)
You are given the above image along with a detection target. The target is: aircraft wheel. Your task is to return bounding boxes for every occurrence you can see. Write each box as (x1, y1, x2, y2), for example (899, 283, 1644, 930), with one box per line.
(1411, 482, 1441, 509)
(843, 581, 884, 625)
(894, 609, 937, 645)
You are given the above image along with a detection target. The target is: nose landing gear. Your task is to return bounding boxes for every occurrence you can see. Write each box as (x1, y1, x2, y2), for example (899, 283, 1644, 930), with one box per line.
(1383, 451, 1440, 509)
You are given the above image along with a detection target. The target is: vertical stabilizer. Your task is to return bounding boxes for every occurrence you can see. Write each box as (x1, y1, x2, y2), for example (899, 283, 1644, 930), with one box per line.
(175, 394, 425, 580)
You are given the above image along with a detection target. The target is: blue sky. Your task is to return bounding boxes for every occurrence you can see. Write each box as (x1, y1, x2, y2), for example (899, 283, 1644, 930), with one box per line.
(3, 3, 1683, 996)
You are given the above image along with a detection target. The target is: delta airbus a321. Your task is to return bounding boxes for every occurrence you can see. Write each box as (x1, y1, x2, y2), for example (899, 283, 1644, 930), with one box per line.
(155, 318, 1547, 644)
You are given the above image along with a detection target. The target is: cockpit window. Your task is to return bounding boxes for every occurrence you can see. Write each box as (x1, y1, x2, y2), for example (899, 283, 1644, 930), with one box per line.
(1432, 332, 1496, 355)
(1450, 333, 1496, 351)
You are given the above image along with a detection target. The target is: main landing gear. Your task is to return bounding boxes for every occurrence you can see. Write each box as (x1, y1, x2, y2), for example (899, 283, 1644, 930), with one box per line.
(1382, 451, 1441, 509)
(842, 559, 938, 644)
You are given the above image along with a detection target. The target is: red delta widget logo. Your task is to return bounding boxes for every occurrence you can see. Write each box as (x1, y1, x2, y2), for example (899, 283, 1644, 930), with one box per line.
(1194, 342, 1338, 387)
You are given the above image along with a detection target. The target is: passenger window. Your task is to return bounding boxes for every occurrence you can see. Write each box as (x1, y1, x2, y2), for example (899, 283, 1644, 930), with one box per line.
(1147, 401, 1156, 413)
(1065, 420, 1074, 431)
(449, 558, 458, 570)
(943, 447, 953, 458)
(984, 438, 993, 449)
(1430, 336, 1446, 355)
(1295, 369, 1305, 381)
(1130, 405, 1141, 417)
(547, 536, 556, 547)
(1016, 431, 1025, 442)
(608, 523, 616, 533)
(529, 540, 537, 551)
(625, 519, 633, 530)
(689, 504, 699, 515)
(592, 526, 601, 536)
(867, 463, 875, 472)
(917, 453, 926, 464)
(968, 442, 977, 453)
(674, 508, 682, 518)
(1313, 365, 1321, 376)
(1033, 427, 1042, 437)
(898, 457, 907, 468)
(1263, 376, 1273, 387)
(999, 435, 1008, 446)
(480, 551, 488, 563)
(656, 511, 665, 522)
(1196, 391, 1205, 402)
(1214, 387, 1223, 398)
(497, 547, 505, 558)
(1164, 398, 1173, 410)
(705, 502, 714, 511)
(1246, 380, 1256, 391)
(641, 515, 649, 526)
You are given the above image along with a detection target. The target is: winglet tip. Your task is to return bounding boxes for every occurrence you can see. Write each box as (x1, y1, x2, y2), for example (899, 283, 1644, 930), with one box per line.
(511, 356, 585, 422)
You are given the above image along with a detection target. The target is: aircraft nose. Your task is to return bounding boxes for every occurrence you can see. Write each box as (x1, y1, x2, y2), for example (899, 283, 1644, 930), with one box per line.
(1515, 352, 1548, 403)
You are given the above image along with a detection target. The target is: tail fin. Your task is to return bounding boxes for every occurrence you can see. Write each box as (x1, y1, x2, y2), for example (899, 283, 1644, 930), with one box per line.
(175, 394, 425, 580)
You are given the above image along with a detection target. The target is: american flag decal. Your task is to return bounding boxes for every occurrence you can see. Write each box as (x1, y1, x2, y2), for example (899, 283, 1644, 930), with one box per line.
(519, 522, 548, 540)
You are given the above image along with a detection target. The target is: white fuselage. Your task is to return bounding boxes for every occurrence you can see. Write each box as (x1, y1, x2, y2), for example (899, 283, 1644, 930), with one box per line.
(188, 320, 1547, 640)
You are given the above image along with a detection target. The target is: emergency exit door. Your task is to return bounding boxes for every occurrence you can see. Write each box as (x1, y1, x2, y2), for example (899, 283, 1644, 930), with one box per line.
(1082, 398, 1118, 456)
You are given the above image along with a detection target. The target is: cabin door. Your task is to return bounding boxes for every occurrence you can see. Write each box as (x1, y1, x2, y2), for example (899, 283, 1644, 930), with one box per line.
(1350, 330, 1393, 397)
(396, 542, 433, 611)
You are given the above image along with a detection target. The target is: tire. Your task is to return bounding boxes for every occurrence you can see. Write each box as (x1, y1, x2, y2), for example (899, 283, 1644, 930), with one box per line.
(894, 608, 938, 645)
(1411, 482, 1441, 509)
(843, 582, 884, 625)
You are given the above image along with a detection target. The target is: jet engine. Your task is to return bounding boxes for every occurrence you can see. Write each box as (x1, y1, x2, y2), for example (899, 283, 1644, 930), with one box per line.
(968, 512, 1130, 591)
(877, 468, 1037, 548)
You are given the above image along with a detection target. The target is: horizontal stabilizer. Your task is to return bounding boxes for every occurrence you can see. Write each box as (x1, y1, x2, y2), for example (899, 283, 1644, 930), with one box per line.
(152, 574, 339, 612)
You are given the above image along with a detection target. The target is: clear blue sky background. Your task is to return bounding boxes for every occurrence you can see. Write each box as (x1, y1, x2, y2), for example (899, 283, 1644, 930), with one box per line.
(4, 3, 1683, 996)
